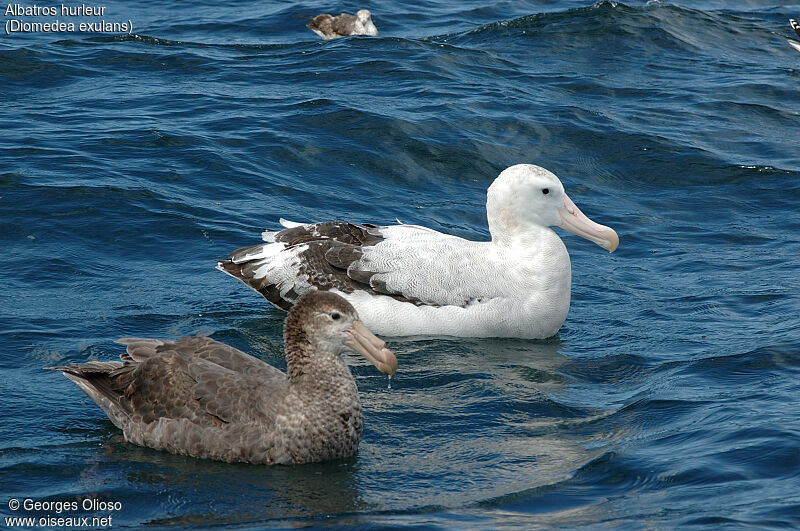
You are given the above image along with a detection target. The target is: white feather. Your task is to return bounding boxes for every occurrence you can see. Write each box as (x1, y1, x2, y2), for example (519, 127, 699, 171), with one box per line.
(223, 165, 617, 339)
(279, 218, 305, 229)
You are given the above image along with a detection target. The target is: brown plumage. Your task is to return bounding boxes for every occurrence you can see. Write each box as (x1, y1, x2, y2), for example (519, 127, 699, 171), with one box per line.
(47, 291, 397, 465)
(307, 9, 379, 40)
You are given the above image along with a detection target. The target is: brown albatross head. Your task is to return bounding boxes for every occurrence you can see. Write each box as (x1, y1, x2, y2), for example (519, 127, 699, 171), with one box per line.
(285, 290, 397, 376)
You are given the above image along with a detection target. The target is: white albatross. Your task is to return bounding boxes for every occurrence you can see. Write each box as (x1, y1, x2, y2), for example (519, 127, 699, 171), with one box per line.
(218, 164, 619, 339)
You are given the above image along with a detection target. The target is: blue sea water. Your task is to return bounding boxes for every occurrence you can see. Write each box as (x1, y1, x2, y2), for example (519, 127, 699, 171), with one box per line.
(2, 0, 800, 528)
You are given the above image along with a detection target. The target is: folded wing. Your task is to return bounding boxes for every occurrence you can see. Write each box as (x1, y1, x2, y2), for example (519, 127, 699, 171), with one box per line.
(218, 220, 502, 310)
(47, 337, 286, 430)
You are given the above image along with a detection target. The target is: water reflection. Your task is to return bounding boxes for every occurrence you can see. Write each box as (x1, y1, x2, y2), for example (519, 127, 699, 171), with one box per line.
(98, 443, 365, 525)
(351, 336, 609, 510)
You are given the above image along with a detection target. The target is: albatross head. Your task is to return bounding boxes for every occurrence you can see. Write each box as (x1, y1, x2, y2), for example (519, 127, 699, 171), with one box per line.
(487, 164, 619, 252)
(355, 9, 379, 36)
(287, 291, 397, 375)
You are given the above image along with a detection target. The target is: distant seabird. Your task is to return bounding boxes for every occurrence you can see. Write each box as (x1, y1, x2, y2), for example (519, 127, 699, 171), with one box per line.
(48, 291, 398, 465)
(789, 19, 800, 52)
(307, 9, 378, 40)
(218, 164, 619, 339)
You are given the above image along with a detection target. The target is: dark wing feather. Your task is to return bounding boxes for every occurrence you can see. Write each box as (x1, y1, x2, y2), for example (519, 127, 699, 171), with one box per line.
(219, 221, 419, 309)
(118, 350, 216, 425)
(307, 14, 333, 34)
(791, 19, 800, 38)
(118, 337, 285, 425)
(48, 349, 209, 427)
(49, 337, 285, 429)
(331, 13, 358, 35)
(219, 221, 433, 308)
(218, 252, 297, 311)
(324, 242, 364, 269)
(274, 222, 382, 247)
(118, 336, 283, 381)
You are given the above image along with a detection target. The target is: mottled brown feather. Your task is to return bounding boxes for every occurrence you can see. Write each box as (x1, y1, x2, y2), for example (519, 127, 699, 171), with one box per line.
(47, 292, 376, 465)
(307, 13, 362, 38)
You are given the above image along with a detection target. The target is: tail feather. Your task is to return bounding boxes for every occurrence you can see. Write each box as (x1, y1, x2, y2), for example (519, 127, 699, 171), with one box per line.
(46, 362, 132, 429)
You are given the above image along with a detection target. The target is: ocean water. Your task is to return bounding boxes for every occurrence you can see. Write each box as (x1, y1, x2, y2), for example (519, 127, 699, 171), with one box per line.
(2, 0, 800, 528)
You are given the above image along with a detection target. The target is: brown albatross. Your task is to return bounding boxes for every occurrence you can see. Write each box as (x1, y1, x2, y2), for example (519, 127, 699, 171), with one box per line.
(47, 291, 397, 465)
(307, 9, 378, 40)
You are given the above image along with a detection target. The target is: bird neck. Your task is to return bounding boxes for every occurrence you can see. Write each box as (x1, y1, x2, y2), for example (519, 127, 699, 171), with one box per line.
(487, 208, 572, 293)
(285, 334, 352, 389)
(488, 212, 558, 249)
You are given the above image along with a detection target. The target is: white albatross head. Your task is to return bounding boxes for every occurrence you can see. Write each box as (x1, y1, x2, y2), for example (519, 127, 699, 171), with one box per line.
(355, 9, 378, 36)
(486, 164, 619, 252)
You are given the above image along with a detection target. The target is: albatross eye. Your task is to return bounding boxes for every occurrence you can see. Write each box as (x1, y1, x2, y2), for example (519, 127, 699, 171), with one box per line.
(331, 312, 341, 320)
(542, 188, 550, 195)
